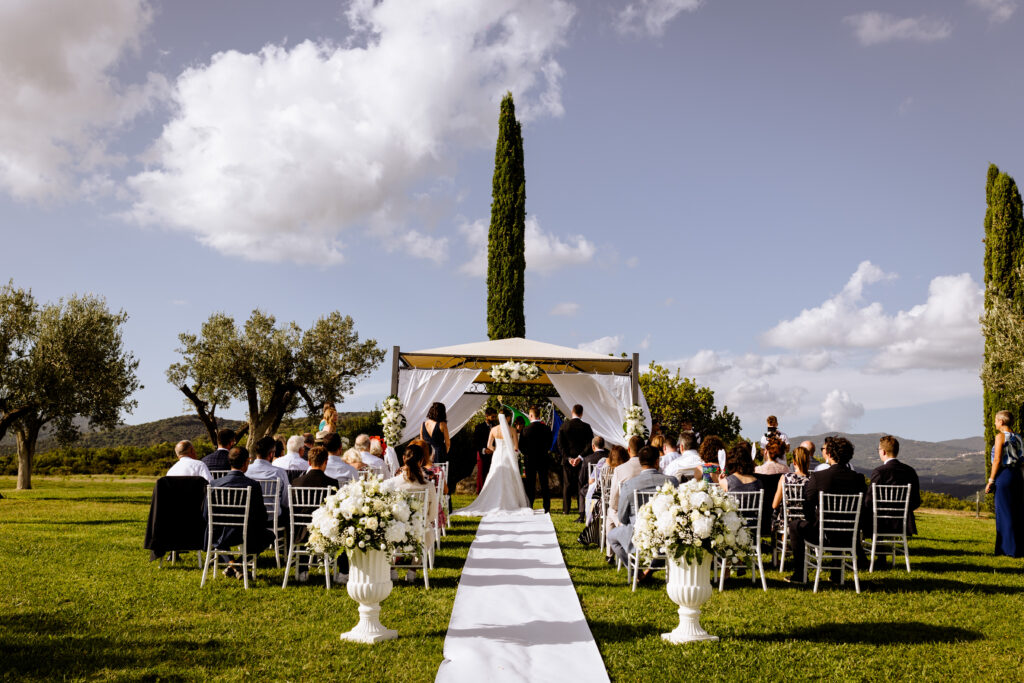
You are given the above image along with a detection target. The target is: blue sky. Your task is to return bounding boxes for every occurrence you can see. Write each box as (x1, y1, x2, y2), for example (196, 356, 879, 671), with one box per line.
(1, 0, 1021, 441)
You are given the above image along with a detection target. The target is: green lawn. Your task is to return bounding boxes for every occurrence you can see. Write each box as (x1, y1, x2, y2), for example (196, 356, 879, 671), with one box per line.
(2, 476, 1023, 681)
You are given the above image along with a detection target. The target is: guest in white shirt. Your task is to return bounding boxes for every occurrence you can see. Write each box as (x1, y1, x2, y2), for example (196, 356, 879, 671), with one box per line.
(273, 435, 309, 471)
(665, 432, 702, 480)
(355, 433, 386, 473)
(166, 440, 212, 482)
(323, 432, 358, 483)
(247, 436, 290, 512)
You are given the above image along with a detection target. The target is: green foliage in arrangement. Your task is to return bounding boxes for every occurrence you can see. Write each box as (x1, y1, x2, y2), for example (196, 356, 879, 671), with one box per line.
(640, 362, 742, 442)
(0, 282, 140, 489)
(167, 310, 385, 451)
(981, 163, 1024, 474)
(486, 92, 527, 340)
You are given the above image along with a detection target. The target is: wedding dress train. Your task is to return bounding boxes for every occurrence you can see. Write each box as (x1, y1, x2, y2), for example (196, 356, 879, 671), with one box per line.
(452, 414, 533, 517)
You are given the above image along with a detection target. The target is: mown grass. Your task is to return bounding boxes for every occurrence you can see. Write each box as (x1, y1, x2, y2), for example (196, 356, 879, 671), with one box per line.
(3, 476, 1023, 681)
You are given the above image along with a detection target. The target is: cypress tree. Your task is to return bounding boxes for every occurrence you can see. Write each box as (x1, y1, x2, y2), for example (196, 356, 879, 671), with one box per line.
(983, 163, 1024, 472)
(486, 92, 526, 340)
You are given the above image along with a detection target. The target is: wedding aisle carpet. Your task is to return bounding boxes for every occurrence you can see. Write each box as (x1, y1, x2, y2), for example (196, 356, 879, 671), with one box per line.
(435, 512, 609, 682)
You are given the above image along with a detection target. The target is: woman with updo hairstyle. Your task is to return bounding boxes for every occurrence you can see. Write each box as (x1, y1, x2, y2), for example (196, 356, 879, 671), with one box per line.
(319, 403, 338, 434)
(721, 441, 762, 493)
(772, 445, 810, 530)
(695, 435, 725, 483)
(755, 435, 791, 476)
(420, 402, 451, 464)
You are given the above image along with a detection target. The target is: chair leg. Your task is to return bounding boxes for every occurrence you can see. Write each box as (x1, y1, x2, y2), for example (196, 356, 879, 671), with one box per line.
(242, 544, 249, 590)
(273, 531, 281, 569)
(903, 537, 911, 572)
(756, 552, 767, 592)
(812, 550, 823, 593)
(282, 545, 294, 588)
(779, 528, 788, 572)
(423, 553, 430, 590)
(718, 559, 727, 592)
(869, 537, 877, 572)
(200, 551, 212, 587)
(324, 556, 331, 590)
(852, 556, 861, 594)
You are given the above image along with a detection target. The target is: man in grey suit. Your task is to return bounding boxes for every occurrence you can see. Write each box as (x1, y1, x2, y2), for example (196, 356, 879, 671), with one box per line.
(607, 446, 679, 582)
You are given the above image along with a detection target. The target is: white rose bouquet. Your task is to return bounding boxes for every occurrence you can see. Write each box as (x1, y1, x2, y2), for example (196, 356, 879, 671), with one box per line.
(632, 479, 751, 566)
(489, 360, 541, 383)
(307, 477, 426, 557)
(380, 395, 406, 447)
(622, 404, 649, 439)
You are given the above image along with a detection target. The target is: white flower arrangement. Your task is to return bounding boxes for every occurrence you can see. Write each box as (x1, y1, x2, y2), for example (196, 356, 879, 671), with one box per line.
(489, 360, 541, 383)
(307, 476, 426, 557)
(623, 404, 649, 439)
(380, 394, 406, 446)
(632, 479, 751, 566)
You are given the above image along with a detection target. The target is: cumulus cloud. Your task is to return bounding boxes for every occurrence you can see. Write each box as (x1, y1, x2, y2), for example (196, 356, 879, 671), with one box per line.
(459, 215, 595, 276)
(616, 0, 703, 36)
(818, 389, 865, 432)
(0, 0, 165, 200)
(735, 353, 777, 378)
(844, 12, 953, 45)
(725, 380, 807, 418)
(127, 0, 575, 263)
(550, 302, 580, 316)
(578, 335, 622, 356)
(665, 349, 730, 377)
(969, 0, 1017, 23)
(778, 350, 836, 373)
(762, 261, 982, 372)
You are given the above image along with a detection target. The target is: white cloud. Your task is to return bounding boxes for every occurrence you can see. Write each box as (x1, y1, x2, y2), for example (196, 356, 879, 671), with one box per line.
(778, 350, 836, 373)
(665, 349, 730, 377)
(578, 335, 622, 356)
(616, 0, 703, 36)
(127, 0, 575, 264)
(844, 12, 953, 45)
(550, 302, 580, 316)
(639, 334, 651, 350)
(625, 256, 639, 268)
(969, 0, 1017, 23)
(735, 353, 777, 378)
(818, 389, 865, 432)
(0, 0, 165, 201)
(459, 215, 595, 276)
(726, 380, 808, 418)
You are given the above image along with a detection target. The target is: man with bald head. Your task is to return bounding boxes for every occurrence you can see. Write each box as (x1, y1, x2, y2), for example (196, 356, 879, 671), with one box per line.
(166, 440, 213, 482)
(802, 440, 828, 472)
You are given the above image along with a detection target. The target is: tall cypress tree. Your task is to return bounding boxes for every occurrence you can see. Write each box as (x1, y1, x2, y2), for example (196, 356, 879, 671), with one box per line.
(983, 163, 1024, 472)
(486, 92, 526, 340)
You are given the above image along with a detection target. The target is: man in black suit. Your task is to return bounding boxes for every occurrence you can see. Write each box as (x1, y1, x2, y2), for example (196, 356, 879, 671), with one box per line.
(208, 446, 275, 576)
(202, 428, 236, 472)
(556, 404, 594, 515)
(520, 405, 554, 512)
(578, 435, 608, 515)
(865, 435, 922, 537)
(472, 407, 499, 492)
(787, 436, 868, 582)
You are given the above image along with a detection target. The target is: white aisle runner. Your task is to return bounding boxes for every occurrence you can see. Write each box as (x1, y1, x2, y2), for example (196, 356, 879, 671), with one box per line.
(436, 513, 609, 683)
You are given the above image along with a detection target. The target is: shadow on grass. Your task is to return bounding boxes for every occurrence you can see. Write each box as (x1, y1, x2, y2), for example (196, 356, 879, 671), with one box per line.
(740, 621, 983, 644)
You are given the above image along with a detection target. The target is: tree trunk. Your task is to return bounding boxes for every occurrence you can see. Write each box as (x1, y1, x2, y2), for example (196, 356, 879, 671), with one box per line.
(178, 385, 219, 445)
(15, 420, 41, 490)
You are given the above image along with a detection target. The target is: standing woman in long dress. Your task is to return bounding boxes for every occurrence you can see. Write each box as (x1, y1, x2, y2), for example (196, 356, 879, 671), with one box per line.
(488, 408, 519, 458)
(987, 410, 1024, 557)
(420, 402, 451, 464)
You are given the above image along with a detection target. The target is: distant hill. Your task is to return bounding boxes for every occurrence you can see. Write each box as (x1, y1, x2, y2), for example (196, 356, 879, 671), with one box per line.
(792, 432, 987, 498)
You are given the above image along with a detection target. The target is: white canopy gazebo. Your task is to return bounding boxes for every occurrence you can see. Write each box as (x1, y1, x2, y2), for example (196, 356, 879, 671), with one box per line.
(388, 337, 651, 447)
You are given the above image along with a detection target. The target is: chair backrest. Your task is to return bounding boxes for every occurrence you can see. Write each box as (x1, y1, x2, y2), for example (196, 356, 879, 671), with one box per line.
(872, 483, 911, 530)
(209, 470, 230, 480)
(285, 469, 306, 484)
(257, 478, 280, 526)
(288, 486, 331, 532)
(405, 489, 429, 540)
(729, 489, 764, 534)
(207, 486, 251, 537)
(782, 482, 806, 522)
(588, 463, 600, 480)
(359, 468, 380, 481)
(817, 492, 863, 547)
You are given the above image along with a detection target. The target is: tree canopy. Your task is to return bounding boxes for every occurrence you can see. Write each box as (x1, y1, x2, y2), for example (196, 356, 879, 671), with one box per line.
(639, 362, 742, 442)
(0, 281, 140, 489)
(167, 309, 385, 449)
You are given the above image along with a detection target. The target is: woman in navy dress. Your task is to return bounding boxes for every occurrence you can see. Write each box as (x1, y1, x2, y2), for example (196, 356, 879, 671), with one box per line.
(420, 401, 450, 464)
(987, 410, 1024, 557)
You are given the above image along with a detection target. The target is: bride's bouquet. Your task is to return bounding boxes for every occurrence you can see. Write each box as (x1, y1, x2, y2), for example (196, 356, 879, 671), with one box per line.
(489, 360, 541, 383)
(632, 479, 751, 565)
(308, 477, 427, 556)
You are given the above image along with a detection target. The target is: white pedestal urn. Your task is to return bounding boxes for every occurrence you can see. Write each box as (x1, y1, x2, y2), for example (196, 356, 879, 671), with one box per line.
(340, 549, 397, 643)
(662, 554, 719, 643)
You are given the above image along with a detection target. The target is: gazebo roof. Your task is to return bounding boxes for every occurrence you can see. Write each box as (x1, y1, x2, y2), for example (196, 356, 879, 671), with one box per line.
(399, 337, 633, 383)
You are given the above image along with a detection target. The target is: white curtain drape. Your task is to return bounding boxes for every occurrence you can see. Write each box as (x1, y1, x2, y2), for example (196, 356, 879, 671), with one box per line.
(397, 368, 481, 443)
(446, 394, 487, 437)
(546, 373, 651, 448)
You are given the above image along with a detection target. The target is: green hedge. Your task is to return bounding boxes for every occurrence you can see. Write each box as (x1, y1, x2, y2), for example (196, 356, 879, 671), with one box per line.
(0, 440, 214, 477)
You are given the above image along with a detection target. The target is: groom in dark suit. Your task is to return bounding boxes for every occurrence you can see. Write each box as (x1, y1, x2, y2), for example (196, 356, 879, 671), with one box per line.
(556, 404, 594, 516)
(520, 405, 553, 512)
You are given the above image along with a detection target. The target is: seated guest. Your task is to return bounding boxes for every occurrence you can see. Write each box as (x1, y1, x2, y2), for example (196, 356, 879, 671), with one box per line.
(598, 445, 630, 555)
(383, 442, 439, 548)
(694, 435, 725, 483)
(272, 438, 285, 463)
(355, 434, 386, 473)
(323, 432, 359, 484)
(658, 431, 681, 473)
(246, 436, 290, 513)
(209, 447, 275, 577)
(578, 435, 609, 515)
(721, 442, 763, 493)
(772, 445, 811, 531)
(608, 436, 646, 525)
(787, 436, 868, 582)
(607, 446, 679, 582)
(756, 436, 791, 476)
(865, 435, 921, 536)
(302, 433, 315, 460)
(273, 435, 309, 471)
(665, 432, 701, 480)
(202, 428, 236, 472)
(342, 447, 366, 470)
(803, 439, 828, 472)
(291, 446, 339, 490)
(167, 440, 212, 482)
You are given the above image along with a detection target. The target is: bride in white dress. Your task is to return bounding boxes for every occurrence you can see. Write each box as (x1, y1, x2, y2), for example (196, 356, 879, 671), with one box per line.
(453, 410, 533, 516)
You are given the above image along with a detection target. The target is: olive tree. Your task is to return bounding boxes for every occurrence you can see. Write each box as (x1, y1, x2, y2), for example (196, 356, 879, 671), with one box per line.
(168, 310, 385, 450)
